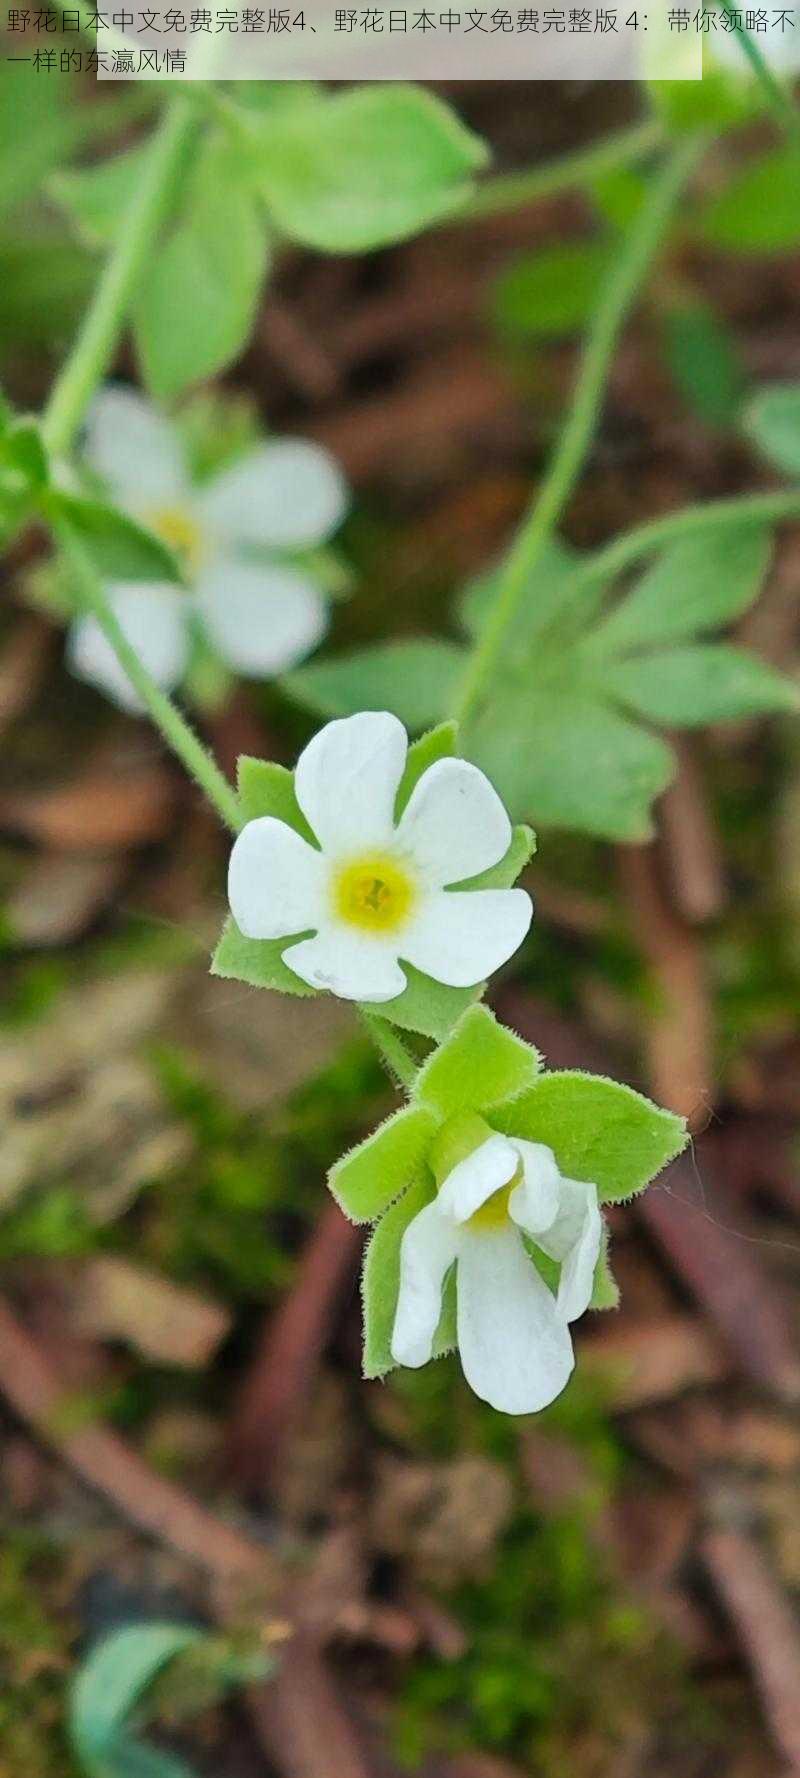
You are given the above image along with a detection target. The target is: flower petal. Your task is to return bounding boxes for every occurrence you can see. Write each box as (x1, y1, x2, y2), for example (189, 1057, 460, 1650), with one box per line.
(401, 887, 532, 988)
(536, 1177, 602, 1323)
(437, 1134, 518, 1223)
(67, 583, 188, 713)
(82, 387, 187, 508)
(391, 1200, 458, 1369)
(197, 439, 348, 550)
(196, 558, 327, 678)
(456, 1225, 574, 1414)
(508, 1141, 561, 1235)
(294, 711, 408, 855)
(395, 756, 512, 887)
(228, 816, 324, 941)
(282, 925, 407, 1003)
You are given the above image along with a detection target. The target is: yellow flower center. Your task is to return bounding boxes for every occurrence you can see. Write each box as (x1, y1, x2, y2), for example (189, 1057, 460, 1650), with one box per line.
(147, 505, 203, 579)
(468, 1180, 514, 1232)
(332, 852, 416, 935)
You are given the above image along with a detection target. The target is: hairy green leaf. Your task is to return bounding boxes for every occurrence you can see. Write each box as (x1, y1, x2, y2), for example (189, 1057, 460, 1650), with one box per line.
(210, 917, 316, 997)
(415, 1004, 539, 1119)
(396, 720, 459, 815)
(237, 755, 315, 842)
(362, 1171, 434, 1377)
(493, 1071, 687, 1204)
(330, 1104, 437, 1223)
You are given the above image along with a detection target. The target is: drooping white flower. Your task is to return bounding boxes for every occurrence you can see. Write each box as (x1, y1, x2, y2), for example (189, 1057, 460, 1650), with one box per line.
(227, 711, 532, 1003)
(68, 386, 348, 711)
(391, 1132, 602, 1414)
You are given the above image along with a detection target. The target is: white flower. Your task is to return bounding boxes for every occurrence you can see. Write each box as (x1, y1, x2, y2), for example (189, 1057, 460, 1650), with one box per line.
(391, 1133, 602, 1414)
(68, 387, 348, 712)
(227, 710, 532, 1003)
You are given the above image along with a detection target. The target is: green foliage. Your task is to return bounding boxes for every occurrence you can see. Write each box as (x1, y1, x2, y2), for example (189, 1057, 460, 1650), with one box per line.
(743, 382, 800, 476)
(493, 240, 611, 339)
(493, 1071, 687, 1204)
(591, 526, 772, 652)
(49, 491, 184, 587)
(134, 130, 269, 401)
(661, 302, 744, 429)
(414, 1005, 539, 1119)
(249, 85, 489, 253)
(361, 1169, 438, 1377)
(285, 639, 463, 732)
(331, 1103, 438, 1222)
(70, 1622, 202, 1778)
(698, 145, 800, 252)
(603, 643, 799, 725)
(50, 145, 150, 250)
(396, 719, 459, 812)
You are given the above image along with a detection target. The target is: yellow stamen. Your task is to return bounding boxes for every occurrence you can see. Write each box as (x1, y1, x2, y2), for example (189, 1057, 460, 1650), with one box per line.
(147, 505, 203, 579)
(332, 852, 416, 935)
(468, 1179, 516, 1231)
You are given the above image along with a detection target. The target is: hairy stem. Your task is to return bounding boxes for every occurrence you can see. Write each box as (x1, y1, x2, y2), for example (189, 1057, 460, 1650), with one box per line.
(359, 1010, 419, 1091)
(59, 523, 242, 832)
(42, 98, 196, 458)
(460, 118, 662, 222)
(450, 135, 705, 728)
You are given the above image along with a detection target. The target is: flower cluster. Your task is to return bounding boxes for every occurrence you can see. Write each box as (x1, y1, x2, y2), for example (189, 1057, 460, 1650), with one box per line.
(216, 711, 687, 1416)
(69, 386, 348, 711)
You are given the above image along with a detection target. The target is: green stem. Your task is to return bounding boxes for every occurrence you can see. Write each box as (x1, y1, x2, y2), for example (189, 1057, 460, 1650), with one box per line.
(359, 1010, 418, 1091)
(42, 98, 196, 459)
(719, 0, 799, 133)
(58, 523, 242, 834)
(450, 136, 705, 729)
(581, 486, 800, 589)
(459, 118, 662, 222)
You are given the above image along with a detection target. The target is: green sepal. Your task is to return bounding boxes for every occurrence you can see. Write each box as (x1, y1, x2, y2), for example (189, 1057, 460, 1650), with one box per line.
(395, 719, 458, 815)
(362, 1169, 454, 1378)
(329, 1103, 438, 1224)
(210, 916, 316, 997)
(236, 754, 316, 842)
(590, 1226, 620, 1311)
(414, 1004, 539, 1120)
(494, 1071, 687, 1204)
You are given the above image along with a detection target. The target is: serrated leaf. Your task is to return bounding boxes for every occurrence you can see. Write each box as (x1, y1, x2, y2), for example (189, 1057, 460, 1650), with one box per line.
(590, 526, 772, 655)
(414, 1004, 539, 1119)
(253, 86, 488, 254)
(493, 1071, 687, 1204)
(48, 490, 184, 586)
(330, 1104, 437, 1223)
(743, 382, 800, 476)
(210, 916, 317, 997)
(661, 302, 744, 429)
(284, 639, 461, 732)
(362, 1171, 435, 1378)
(605, 643, 798, 725)
(466, 687, 674, 841)
(494, 240, 611, 339)
(70, 1622, 201, 1778)
(699, 145, 800, 253)
(135, 132, 268, 401)
(396, 720, 459, 815)
(236, 755, 315, 841)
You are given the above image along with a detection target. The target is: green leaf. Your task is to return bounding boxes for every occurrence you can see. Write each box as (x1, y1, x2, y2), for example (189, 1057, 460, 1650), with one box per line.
(590, 1228, 620, 1312)
(605, 643, 799, 726)
(648, 68, 754, 138)
(743, 383, 800, 476)
(252, 86, 488, 253)
(590, 167, 648, 231)
(284, 639, 461, 733)
(210, 916, 317, 998)
(661, 302, 744, 429)
(362, 1171, 438, 1378)
(467, 687, 674, 841)
(49, 145, 149, 249)
(377, 967, 483, 1044)
(493, 240, 611, 339)
(236, 755, 315, 841)
(460, 821, 535, 891)
(414, 1004, 539, 1120)
(396, 720, 459, 816)
(590, 527, 772, 655)
(70, 1622, 201, 1778)
(699, 145, 800, 253)
(494, 1071, 687, 1204)
(330, 1104, 438, 1223)
(48, 491, 183, 586)
(135, 132, 268, 401)
(458, 535, 602, 661)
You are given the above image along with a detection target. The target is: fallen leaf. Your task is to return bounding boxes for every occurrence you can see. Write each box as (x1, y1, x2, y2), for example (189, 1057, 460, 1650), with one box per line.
(74, 1256, 230, 1368)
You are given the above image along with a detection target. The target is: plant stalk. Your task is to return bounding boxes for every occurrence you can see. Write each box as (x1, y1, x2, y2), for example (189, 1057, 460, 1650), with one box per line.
(460, 118, 662, 222)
